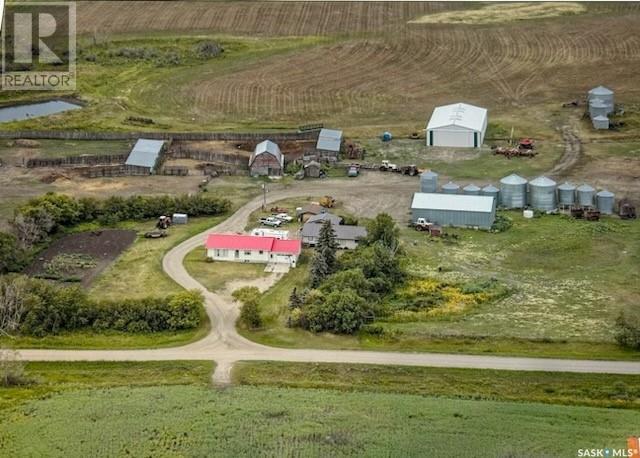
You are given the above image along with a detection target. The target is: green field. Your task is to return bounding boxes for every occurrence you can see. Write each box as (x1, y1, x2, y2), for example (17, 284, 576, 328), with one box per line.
(233, 361, 640, 410)
(0, 139, 131, 160)
(1, 384, 636, 457)
(0, 361, 214, 410)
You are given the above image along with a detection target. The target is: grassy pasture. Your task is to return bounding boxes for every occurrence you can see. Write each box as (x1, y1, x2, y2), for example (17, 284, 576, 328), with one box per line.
(1, 384, 636, 457)
(184, 248, 269, 292)
(233, 361, 640, 410)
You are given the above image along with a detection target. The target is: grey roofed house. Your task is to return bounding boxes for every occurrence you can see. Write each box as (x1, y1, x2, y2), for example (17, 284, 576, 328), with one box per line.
(306, 212, 343, 225)
(125, 139, 165, 171)
(411, 192, 496, 229)
(301, 222, 367, 249)
(316, 128, 343, 153)
(249, 139, 283, 167)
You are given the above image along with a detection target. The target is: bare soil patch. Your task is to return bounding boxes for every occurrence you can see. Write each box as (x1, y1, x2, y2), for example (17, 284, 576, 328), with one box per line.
(26, 230, 137, 287)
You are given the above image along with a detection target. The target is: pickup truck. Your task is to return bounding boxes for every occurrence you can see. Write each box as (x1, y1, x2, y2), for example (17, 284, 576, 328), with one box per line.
(259, 216, 283, 227)
(273, 213, 293, 222)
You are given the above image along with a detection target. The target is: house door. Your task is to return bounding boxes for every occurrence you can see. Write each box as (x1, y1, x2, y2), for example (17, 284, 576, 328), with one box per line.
(473, 132, 479, 148)
(234, 250, 239, 259)
(429, 130, 434, 146)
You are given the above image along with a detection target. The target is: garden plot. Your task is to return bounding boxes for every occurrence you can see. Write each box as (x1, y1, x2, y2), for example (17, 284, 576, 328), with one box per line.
(26, 230, 136, 286)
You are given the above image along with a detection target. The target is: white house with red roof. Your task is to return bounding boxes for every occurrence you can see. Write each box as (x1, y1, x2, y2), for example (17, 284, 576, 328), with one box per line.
(205, 233, 301, 267)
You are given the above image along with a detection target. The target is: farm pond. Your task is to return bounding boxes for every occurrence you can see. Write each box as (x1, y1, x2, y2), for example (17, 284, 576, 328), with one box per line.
(26, 230, 136, 286)
(0, 100, 82, 123)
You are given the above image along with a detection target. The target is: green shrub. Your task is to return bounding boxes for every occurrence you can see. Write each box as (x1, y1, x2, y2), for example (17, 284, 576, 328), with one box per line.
(304, 288, 371, 334)
(615, 306, 640, 350)
(491, 214, 513, 233)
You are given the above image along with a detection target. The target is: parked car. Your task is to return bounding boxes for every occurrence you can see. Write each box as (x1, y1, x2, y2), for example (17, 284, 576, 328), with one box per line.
(273, 213, 293, 222)
(259, 216, 283, 227)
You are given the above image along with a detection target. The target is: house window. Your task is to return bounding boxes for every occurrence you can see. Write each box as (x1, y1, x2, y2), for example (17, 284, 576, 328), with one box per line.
(259, 250, 264, 254)
(244, 251, 251, 256)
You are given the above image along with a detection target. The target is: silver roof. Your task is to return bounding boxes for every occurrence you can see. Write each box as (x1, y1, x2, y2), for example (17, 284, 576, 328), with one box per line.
(596, 190, 614, 197)
(250, 140, 283, 166)
(442, 181, 460, 189)
(125, 139, 165, 168)
(411, 192, 494, 213)
(482, 184, 499, 192)
(463, 184, 481, 191)
(589, 85, 613, 95)
(500, 174, 527, 185)
(306, 213, 343, 225)
(316, 128, 343, 152)
(529, 176, 557, 187)
(593, 115, 609, 121)
(557, 182, 576, 190)
(301, 222, 367, 240)
(577, 184, 595, 192)
(421, 170, 438, 178)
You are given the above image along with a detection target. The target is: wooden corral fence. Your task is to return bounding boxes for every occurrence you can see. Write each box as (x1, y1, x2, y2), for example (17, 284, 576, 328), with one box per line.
(161, 165, 189, 176)
(169, 148, 249, 168)
(0, 130, 320, 141)
(75, 164, 151, 178)
(26, 154, 128, 168)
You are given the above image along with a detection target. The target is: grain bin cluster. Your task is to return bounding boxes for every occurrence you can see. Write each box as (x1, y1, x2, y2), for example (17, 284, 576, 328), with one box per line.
(588, 85, 615, 130)
(416, 170, 618, 220)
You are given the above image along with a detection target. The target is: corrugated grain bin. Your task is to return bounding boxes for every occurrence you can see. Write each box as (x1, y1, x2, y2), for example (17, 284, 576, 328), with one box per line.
(441, 181, 460, 195)
(589, 100, 608, 119)
(576, 184, 596, 207)
(462, 184, 481, 196)
(557, 182, 576, 206)
(592, 115, 609, 130)
(481, 184, 500, 200)
(172, 213, 188, 224)
(596, 190, 615, 214)
(588, 86, 614, 114)
(420, 170, 438, 193)
(499, 174, 528, 208)
(528, 176, 557, 211)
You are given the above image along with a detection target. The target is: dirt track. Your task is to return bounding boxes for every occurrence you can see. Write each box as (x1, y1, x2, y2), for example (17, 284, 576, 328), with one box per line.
(16, 176, 640, 383)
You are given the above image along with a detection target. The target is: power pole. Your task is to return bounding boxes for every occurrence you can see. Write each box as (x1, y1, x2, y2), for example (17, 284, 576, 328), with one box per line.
(262, 183, 266, 210)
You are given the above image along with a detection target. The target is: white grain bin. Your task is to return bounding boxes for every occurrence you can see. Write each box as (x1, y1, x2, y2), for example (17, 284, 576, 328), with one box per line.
(441, 181, 460, 195)
(499, 174, 528, 208)
(588, 86, 614, 114)
(576, 184, 596, 207)
(523, 209, 534, 219)
(596, 190, 615, 214)
(462, 184, 481, 196)
(481, 184, 500, 201)
(592, 115, 609, 130)
(528, 176, 557, 211)
(172, 213, 188, 224)
(420, 170, 439, 193)
(557, 182, 576, 206)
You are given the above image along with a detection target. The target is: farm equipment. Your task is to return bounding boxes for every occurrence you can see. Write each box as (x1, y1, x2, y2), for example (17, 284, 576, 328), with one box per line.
(379, 160, 399, 172)
(319, 196, 336, 208)
(571, 206, 600, 221)
(519, 138, 535, 150)
(412, 218, 442, 236)
(270, 206, 288, 213)
(400, 164, 420, 176)
(145, 230, 168, 238)
(493, 146, 537, 159)
(345, 141, 365, 160)
(156, 215, 172, 229)
(347, 164, 360, 177)
(619, 199, 637, 219)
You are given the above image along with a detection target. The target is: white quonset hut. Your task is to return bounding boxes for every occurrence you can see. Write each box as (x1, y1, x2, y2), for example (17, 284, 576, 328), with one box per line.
(426, 102, 487, 148)
(411, 192, 496, 229)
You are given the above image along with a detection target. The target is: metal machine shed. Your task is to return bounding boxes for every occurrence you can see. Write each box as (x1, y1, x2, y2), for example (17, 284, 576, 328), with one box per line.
(125, 139, 165, 173)
(411, 192, 496, 229)
(316, 128, 343, 154)
(426, 102, 488, 148)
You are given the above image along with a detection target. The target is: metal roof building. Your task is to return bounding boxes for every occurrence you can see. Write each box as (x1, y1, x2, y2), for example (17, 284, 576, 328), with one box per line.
(125, 139, 165, 173)
(316, 128, 343, 153)
(426, 102, 488, 148)
(411, 192, 496, 229)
